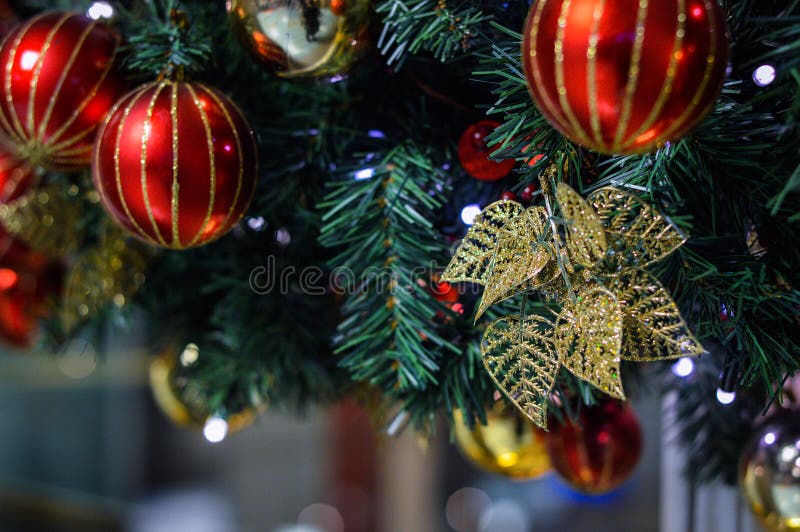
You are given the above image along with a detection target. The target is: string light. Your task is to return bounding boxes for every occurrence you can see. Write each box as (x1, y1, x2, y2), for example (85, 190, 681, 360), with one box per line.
(716, 388, 736, 405)
(203, 417, 229, 443)
(753, 64, 776, 87)
(354, 168, 374, 180)
(461, 204, 481, 225)
(87, 2, 114, 20)
(671, 357, 695, 378)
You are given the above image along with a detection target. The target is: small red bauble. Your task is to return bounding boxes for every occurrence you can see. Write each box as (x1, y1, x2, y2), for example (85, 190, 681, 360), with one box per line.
(432, 281, 459, 303)
(0, 12, 125, 170)
(500, 190, 517, 201)
(545, 399, 642, 494)
(458, 120, 515, 181)
(93, 80, 259, 249)
(519, 183, 537, 202)
(0, 147, 37, 262)
(523, 0, 728, 154)
(0, 246, 61, 348)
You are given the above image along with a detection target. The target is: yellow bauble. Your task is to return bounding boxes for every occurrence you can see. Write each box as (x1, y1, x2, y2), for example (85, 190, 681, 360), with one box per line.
(149, 343, 261, 437)
(227, 0, 371, 79)
(740, 412, 800, 531)
(453, 403, 550, 480)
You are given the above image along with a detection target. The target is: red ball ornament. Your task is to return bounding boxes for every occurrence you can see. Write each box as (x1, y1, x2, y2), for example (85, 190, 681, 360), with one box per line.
(432, 281, 459, 303)
(93, 80, 258, 249)
(500, 190, 517, 201)
(458, 120, 515, 181)
(0, 12, 125, 170)
(523, 0, 728, 154)
(545, 399, 642, 494)
(519, 183, 537, 202)
(0, 246, 61, 348)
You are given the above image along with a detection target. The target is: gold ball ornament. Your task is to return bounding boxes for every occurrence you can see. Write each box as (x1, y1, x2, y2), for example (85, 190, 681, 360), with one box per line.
(453, 403, 550, 480)
(149, 343, 262, 437)
(740, 411, 800, 531)
(227, 0, 371, 79)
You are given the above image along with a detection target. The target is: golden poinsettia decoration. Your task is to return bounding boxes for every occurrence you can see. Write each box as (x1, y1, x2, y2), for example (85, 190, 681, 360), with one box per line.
(443, 168, 704, 429)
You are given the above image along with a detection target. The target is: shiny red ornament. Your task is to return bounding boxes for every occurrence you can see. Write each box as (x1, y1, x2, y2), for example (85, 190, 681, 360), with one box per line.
(500, 190, 517, 201)
(458, 120, 515, 181)
(545, 399, 642, 494)
(93, 80, 259, 249)
(0, 12, 125, 170)
(0, 246, 61, 348)
(523, 0, 728, 155)
(432, 281, 459, 303)
(520, 183, 537, 202)
(0, 147, 37, 262)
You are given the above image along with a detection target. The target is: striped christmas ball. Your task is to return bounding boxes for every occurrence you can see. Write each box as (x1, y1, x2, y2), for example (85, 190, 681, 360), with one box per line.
(523, 0, 729, 155)
(92, 80, 258, 249)
(0, 12, 125, 170)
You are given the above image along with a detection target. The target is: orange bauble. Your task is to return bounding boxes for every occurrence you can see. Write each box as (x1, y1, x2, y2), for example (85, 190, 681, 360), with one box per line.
(0, 12, 125, 170)
(522, 0, 729, 154)
(92, 81, 258, 249)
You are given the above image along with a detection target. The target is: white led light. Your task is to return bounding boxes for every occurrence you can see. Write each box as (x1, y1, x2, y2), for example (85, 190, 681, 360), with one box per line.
(764, 432, 776, 445)
(671, 357, 695, 378)
(716, 388, 736, 405)
(461, 204, 482, 226)
(753, 64, 776, 87)
(203, 417, 229, 443)
(87, 1, 114, 20)
(354, 168, 374, 180)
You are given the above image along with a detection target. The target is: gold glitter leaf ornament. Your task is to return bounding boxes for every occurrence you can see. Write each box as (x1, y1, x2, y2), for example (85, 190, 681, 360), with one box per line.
(0, 184, 84, 256)
(556, 183, 607, 268)
(482, 315, 560, 428)
(445, 179, 702, 429)
(608, 270, 704, 361)
(588, 187, 686, 272)
(555, 288, 625, 399)
(476, 207, 553, 319)
(442, 200, 525, 284)
(61, 226, 149, 333)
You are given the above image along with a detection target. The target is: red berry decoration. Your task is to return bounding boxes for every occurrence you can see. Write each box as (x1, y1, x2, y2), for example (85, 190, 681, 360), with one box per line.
(520, 183, 537, 202)
(500, 190, 517, 201)
(93, 81, 259, 249)
(523, 0, 728, 155)
(545, 399, 642, 494)
(458, 120, 515, 181)
(0, 12, 125, 170)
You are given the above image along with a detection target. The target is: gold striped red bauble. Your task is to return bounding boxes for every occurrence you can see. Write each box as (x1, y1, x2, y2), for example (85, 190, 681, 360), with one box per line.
(92, 81, 258, 249)
(523, 0, 729, 155)
(0, 12, 125, 170)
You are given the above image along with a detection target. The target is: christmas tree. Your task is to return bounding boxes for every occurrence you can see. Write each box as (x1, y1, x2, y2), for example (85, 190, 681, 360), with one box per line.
(0, 0, 798, 522)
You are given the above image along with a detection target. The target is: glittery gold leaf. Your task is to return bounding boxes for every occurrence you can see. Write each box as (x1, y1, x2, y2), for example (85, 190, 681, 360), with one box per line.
(482, 315, 560, 428)
(588, 187, 686, 271)
(476, 207, 553, 319)
(442, 200, 525, 284)
(608, 270, 705, 361)
(62, 227, 149, 333)
(555, 288, 624, 398)
(0, 184, 84, 256)
(556, 183, 607, 268)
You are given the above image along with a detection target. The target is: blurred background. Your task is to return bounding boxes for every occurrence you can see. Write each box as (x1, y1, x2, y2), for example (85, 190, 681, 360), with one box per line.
(0, 338, 764, 532)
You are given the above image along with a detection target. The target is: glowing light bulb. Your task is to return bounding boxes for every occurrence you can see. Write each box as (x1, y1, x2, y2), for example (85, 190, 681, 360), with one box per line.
(753, 64, 776, 87)
(354, 168, 374, 180)
(461, 204, 481, 225)
(203, 417, 228, 443)
(671, 357, 695, 378)
(716, 388, 736, 405)
(87, 1, 114, 20)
